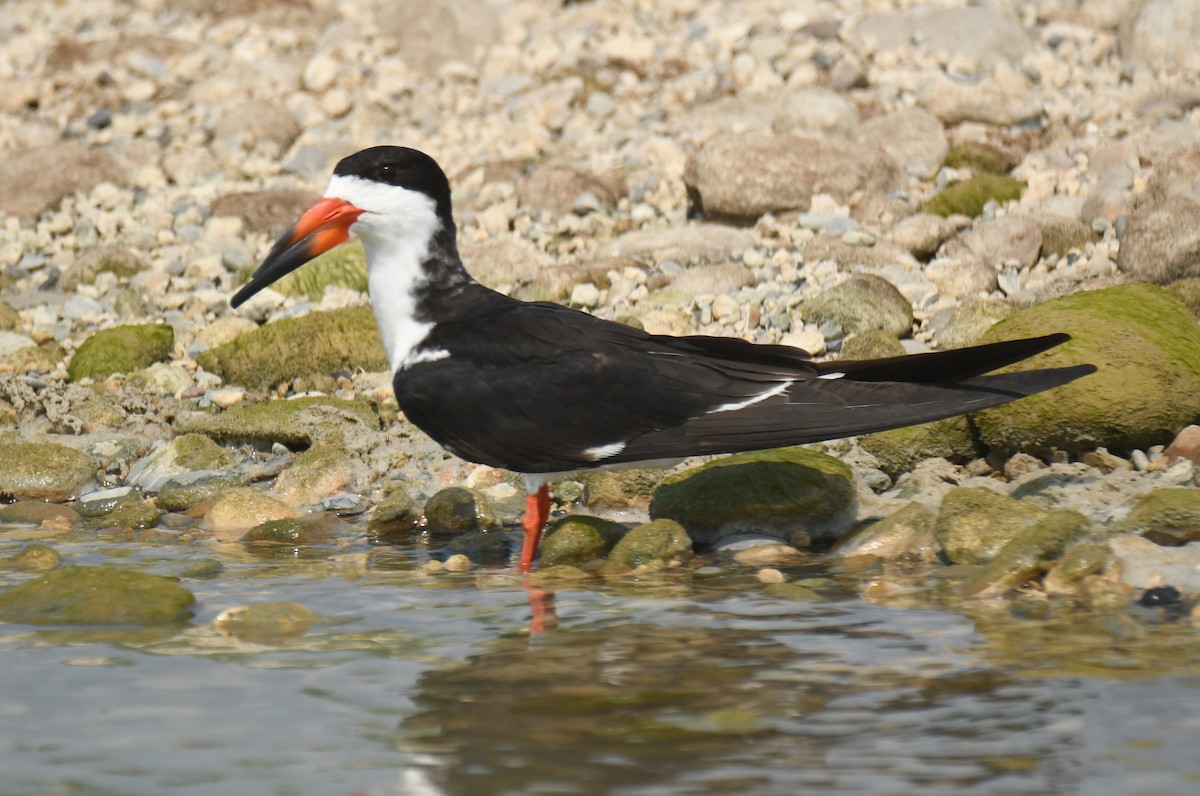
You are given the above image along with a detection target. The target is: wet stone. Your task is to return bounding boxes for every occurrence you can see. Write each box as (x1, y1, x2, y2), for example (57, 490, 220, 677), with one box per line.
(157, 469, 251, 512)
(1043, 543, 1112, 595)
(934, 487, 1047, 565)
(603, 519, 692, 575)
(366, 487, 421, 544)
(423, 487, 498, 535)
(241, 516, 337, 546)
(539, 515, 627, 568)
(76, 486, 138, 517)
(0, 565, 194, 626)
(202, 487, 302, 543)
(5, 543, 61, 572)
(830, 501, 939, 564)
(445, 530, 509, 565)
(0, 500, 80, 527)
(0, 441, 97, 501)
(650, 446, 856, 547)
(96, 496, 161, 530)
(962, 510, 1091, 598)
(213, 601, 316, 643)
(1115, 488, 1200, 546)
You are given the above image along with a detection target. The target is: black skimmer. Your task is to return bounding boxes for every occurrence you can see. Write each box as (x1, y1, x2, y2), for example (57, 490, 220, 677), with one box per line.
(231, 146, 1095, 573)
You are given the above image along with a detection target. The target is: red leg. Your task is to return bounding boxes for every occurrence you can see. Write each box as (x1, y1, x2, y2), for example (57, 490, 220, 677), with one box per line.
(518, 483, 550, 574)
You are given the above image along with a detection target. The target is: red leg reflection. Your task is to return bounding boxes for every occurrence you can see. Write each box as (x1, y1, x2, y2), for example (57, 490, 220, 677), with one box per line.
(524, 580, 558, 634)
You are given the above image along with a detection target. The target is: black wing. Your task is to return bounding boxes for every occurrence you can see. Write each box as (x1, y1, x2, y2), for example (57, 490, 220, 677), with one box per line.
(393, 292, 1093, 473)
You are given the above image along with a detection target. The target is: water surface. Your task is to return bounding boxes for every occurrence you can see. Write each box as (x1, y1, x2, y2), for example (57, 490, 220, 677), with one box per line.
(3, 529, 1199, 796)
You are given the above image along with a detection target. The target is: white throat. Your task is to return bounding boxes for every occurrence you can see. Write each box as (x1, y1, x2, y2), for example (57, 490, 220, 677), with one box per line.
(324, 174, 446, 374)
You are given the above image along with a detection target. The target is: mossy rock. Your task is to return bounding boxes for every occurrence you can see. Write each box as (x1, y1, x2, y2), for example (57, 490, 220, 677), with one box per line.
(538, 514, 628, 567)
(68, 323, 174, 382)
(177, 395, 378, 448)
(271, 240, 368, 300)
(157, 470, 251, 512)
(214, 601, 316, 643)
(126, 433, 237, 491)
(603, 518, 692, 574)
(5, 543, 61, 572)
(1114, 488, 1200, 546)
(936, 298, 1013, 350)
(934, 487, 1048, 565)
(196, 306, 386, 388)
(838, 328, 906, 360)
(799, 274, 913, 338)
(0, 566, 195, 625)
(962, 509, 1091, 597)
(924, 174, 1023, 218)
(1037, 215, 1097, 257)
(1167, 278, 1200, 319)
(242, 516, 337, 545)
(580, 468, 665, 511)
(0, 301, 19, 330)
(943, 141, 1019, 175)
(0, 441, 97, 501)
(366, 487, 421, 544)
(649, 446, 856, 546)
(0, 501, 80, 526)
(860, 416, 980, 479)
(423, 487, 498, 534)
(1043, 542, 1111, 594)
(974, 284, 1200, 456)
(96, 496, 161, 530)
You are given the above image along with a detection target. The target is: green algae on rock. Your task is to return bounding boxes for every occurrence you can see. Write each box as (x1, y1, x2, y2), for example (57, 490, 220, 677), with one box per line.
(423, 486, 498, 534)
(580, 467, 665, 511)
(5, 543, 61, 572)
(96, 496, 161, 530)
(241, 516, 337, 545)
(178, 395, 378, 448)
(538, 514, 627, 567)
(1043, 542, 1112, 595)
(838, 328, 906, 361)
(202, 487, 302, 543)
(271, 438, 363, 507)
(962, 510, 1091, 598)
(127, 433, 236, 491)
(942, 141, 1020, 175)
(934, 487, 1047, 565)
(937, 297, 1013, 350)
(860, 416, 980, 479)
(0, 565, 194, 625)
(196, 306, 385, 388)
(924, 174, 1023, 218)
(213, 601, 316, 644)
(0, 500, 80, 527)
(650, 446, 855, 546)
(1114, 488, 1200, 545)
(603, 518, 692, 574)
(366, 486, 421, 544)
(0, 441, 97, 501)
(974, 284, 1200, 456)
(157, 470, 251, 512)
(67, 323, 174, 381)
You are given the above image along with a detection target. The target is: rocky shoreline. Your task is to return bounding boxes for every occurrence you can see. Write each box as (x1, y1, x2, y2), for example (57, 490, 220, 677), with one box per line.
(2, 0, 1200, 625)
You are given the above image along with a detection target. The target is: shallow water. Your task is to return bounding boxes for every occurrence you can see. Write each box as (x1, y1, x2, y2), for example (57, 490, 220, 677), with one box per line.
(3, 528, 1200, 796)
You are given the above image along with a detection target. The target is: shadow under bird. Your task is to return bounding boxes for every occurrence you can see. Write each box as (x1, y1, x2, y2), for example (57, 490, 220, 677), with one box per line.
(231, 146, 1096, 572)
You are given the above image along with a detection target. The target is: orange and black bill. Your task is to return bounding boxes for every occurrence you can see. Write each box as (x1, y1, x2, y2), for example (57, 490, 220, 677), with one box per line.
(230, 198, 363, 308)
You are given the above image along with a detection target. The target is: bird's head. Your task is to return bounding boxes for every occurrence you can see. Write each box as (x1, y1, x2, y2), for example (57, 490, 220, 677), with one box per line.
(230, 145, 452, 308)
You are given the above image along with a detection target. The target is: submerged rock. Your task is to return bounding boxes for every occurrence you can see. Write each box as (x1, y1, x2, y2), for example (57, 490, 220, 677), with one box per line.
(213, 601, 316, 643)
(197, 306, 385, 389)
(0, 566, 194, 625)
(126, 433, 236, 491)
(0, 501, 80, 527)
(5, 543, 61, 572)
(650, 446, 856, 546)
(0, 441, 97, 501)
(241, 516, 337, 545)
(603, 518, 692, 574)
(538, 514, 627, 567)
(67, 323, 174, 381)
(975, 284, 1200, 456)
